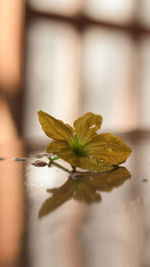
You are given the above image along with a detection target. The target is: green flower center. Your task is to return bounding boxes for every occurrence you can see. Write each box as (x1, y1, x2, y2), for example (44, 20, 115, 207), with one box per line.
(70, 136, 86, 157)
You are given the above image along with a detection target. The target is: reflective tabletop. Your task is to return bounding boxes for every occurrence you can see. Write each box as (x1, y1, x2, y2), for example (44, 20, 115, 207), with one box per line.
(0, 131, 149, 267)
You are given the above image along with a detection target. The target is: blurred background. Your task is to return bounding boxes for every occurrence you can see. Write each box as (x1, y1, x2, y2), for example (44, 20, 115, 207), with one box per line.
(1, 0, 150, 143)
(1, 2, 150, 267)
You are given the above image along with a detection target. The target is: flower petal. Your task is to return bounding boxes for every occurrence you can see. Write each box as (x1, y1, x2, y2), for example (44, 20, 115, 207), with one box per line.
(78, 156, 115, 172)
(73, 183, 102, 204)
(38, 110, 74, 142)
(47, 140, 78, 168)
(84, 133, 131, 165)
(84, 167, 131, 191)
(73, 112, 103, 145)
(39, 179, 73, 217)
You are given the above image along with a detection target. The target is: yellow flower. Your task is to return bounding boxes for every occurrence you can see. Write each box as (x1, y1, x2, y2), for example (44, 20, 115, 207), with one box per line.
(38, 110, 131, 172)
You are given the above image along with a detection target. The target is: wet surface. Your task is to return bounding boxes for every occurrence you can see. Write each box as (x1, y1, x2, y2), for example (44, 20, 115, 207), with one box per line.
(0, 131, 150, 267)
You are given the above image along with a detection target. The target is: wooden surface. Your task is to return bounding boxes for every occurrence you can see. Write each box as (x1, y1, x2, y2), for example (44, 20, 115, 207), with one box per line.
(0, 131, 150, 267)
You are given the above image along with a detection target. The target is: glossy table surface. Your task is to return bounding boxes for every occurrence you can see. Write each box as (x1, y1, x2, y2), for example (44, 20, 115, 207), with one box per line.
(0, 131, 150, 267)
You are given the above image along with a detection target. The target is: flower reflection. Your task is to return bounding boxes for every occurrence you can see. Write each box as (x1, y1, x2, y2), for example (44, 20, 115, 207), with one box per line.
(39, 167, 131, 218)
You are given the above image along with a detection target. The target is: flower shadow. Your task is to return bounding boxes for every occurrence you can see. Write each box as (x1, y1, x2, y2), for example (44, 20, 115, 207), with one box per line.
(39, 167, 131, 218)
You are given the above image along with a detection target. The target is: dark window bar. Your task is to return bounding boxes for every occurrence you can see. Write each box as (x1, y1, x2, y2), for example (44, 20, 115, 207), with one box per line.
(26, 4, 150, 36)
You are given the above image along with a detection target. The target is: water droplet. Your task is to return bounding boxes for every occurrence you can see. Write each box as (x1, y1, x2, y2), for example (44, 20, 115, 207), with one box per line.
(107, 148, 112, 152)
(142, 179, 148, 182)
(35, 153, 48, 158)
(0, 157, 6, 160)
(13, 157, 26, 162)
(89, 124, 96, 129)
(71, 172, 82, 179)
